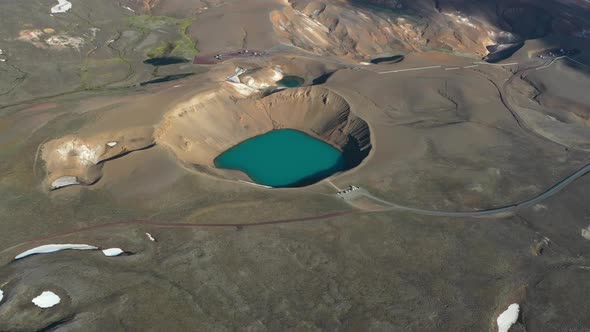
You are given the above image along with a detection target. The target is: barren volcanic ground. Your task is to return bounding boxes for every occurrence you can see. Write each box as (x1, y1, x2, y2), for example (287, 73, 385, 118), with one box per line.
(1, 0, 590, 331)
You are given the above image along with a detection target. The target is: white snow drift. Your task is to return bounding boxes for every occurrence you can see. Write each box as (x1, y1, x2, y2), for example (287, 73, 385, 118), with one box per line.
(51, 175, 80, 189)
(102, 248, 124, 256)
(32, 291, 61, 308)
(0, 289, 4, 303)
(51, 0, 72, 14)
(15, 244, 98, 260)
(497, 303, 520, 332)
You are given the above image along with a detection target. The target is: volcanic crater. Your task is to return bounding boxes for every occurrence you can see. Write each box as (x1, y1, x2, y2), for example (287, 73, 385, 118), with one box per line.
(155, 86, 372, 184)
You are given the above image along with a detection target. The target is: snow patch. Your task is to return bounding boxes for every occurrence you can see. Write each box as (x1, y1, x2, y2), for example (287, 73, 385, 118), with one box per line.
(146, 233, 156, 242)
(32, 291, 60, 308)
(51, 176, 79, 189)
(0, 289, 3, 303)
(106, 141, 118, 147)
(497, 303, 519, 332)
(15, 244, 98, 260)
(102, 248, 124, 256)
(122, 6, 135, 12)
(51, 0, 72, 14)
(581, 225, 590, 240)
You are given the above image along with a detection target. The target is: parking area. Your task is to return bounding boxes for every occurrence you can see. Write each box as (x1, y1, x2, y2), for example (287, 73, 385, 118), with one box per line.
(193, 49, 267, 64)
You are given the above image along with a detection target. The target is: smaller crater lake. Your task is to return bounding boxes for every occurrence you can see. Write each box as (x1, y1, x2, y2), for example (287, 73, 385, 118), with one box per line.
(277, 76, 304, 88)
(214, 129, 347, 188)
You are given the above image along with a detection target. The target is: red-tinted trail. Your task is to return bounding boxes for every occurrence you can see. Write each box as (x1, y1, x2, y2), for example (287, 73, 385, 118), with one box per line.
(23, 209, 364, 245)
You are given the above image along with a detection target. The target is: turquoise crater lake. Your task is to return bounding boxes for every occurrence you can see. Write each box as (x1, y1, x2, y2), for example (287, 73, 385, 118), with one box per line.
(277, 75, 305, 88)
(214, 129, 349, 188)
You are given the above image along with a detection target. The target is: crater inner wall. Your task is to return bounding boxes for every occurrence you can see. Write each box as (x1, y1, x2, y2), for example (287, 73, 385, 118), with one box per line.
(155, 86, 371, 180)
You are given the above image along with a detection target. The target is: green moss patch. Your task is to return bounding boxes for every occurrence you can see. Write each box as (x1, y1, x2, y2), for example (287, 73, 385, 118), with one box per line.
(128, 15, 199, 59)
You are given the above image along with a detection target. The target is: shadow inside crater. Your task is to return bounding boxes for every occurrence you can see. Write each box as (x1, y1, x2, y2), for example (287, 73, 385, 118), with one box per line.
(286, 135, 372, 188)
